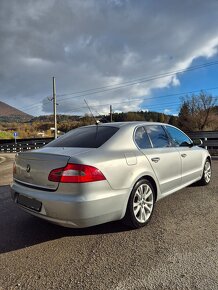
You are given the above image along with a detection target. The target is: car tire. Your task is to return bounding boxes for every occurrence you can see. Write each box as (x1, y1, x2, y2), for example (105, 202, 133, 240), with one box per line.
(199, 159, 212, 186)
(123, 178, 155, 229)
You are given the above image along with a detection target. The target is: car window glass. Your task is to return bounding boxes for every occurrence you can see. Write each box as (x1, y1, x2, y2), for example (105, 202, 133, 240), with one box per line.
(165, 126, 191, 147)
(135, 127, 152, 149)
(146, 125, 170, 148)
(46, 126, 119, 148)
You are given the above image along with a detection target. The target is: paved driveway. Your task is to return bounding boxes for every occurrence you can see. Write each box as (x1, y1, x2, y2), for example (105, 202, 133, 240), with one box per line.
(0, 154, 217, 290)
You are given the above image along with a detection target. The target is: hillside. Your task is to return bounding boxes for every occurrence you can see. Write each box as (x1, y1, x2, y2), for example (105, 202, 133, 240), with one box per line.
(0, 101, 32, 121)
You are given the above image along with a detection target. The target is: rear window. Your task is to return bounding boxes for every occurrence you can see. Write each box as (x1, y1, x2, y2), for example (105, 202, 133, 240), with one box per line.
(135, 126, 152, 149)
(46, 126, 119, 148)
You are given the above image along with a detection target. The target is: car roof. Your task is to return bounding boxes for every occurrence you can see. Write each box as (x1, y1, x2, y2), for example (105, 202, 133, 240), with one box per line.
(94, 122, 170, 151)
(72, 122, 175, 151)
(85, 121, 168, 129)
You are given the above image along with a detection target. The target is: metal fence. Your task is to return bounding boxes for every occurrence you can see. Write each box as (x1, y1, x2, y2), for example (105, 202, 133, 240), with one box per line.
(0, 138, 53, 153)
(0, 131, 218, 154)
(186, 131, 218, 154)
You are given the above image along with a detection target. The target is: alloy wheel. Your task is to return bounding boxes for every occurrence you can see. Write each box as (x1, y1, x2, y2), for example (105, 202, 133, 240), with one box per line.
(204, 161, 211, 184)
(133, 183, 154, 223)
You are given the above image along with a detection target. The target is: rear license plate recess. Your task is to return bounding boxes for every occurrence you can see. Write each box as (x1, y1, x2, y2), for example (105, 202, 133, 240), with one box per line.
(17, 194, 42, 212)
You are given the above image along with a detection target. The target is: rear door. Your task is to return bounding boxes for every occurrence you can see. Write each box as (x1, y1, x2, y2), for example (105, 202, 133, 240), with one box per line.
(135, 125, 182, 195)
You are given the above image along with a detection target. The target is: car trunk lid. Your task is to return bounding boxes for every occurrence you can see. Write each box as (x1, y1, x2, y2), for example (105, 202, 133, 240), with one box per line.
(13, 147, 92, 190)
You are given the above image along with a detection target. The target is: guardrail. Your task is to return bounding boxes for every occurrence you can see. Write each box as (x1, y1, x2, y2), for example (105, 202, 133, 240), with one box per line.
(0, 131, 217, 154)
(0, 138, 53, 153)
(186, 131, 218, 154)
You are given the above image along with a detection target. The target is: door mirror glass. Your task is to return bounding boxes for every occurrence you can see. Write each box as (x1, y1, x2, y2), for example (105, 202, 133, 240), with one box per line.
(192, 139, 203, 146)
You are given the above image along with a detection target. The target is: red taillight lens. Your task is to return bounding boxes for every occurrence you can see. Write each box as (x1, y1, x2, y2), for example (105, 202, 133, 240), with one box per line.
(48, 163, 106, 183)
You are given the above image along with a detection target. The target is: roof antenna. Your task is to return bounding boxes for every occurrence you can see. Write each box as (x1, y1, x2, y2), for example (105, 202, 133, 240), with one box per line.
(84, 99, 100, 125)
(90, 106, 109, 123)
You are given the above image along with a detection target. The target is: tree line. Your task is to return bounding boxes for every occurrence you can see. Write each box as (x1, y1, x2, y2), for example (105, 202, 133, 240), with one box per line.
(0, 91, 217, 139)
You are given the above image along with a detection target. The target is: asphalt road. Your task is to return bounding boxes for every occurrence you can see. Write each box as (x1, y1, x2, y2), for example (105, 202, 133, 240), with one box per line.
(0, 153, 217, 290)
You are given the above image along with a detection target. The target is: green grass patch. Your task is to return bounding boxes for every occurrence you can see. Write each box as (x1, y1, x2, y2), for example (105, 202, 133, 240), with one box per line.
(0, 131, 14, 139)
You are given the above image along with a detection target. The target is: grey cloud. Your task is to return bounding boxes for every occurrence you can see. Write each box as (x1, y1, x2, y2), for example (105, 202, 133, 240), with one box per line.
(0, 0, 218, 115)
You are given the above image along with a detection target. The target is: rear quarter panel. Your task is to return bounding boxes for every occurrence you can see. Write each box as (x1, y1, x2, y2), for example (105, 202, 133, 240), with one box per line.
(68, 149, 160, 193)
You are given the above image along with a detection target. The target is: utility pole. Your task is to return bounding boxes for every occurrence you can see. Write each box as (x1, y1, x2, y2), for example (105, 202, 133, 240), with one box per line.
(110, 105, 113, 122)
(52, 77, 57, 139)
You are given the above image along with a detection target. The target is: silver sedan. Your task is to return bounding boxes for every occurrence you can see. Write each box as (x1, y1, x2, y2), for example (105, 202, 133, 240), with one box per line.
(11, 122, 211, 228)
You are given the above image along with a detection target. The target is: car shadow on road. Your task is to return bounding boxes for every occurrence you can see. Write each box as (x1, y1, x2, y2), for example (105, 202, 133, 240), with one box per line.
(0, 185, 130, 254)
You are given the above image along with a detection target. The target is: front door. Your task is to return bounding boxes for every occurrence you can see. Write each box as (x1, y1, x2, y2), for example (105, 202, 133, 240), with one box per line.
(165, 125, 203, 185)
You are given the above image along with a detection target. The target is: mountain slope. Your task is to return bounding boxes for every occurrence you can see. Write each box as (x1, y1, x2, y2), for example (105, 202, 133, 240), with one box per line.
(0, 101, 32, 121)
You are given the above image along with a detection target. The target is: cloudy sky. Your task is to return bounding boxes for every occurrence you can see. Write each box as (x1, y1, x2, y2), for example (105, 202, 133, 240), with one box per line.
(1, 0, 218, 116)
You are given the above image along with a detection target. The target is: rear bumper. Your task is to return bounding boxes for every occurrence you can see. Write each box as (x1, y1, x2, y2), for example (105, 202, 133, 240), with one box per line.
(11, 181, 129, 228)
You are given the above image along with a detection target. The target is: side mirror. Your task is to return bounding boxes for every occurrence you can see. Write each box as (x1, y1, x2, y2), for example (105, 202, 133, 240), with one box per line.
(192, 139, 203, 146)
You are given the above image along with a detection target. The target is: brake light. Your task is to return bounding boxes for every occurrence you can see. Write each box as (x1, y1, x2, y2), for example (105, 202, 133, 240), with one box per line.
(48, 163, 106, 183)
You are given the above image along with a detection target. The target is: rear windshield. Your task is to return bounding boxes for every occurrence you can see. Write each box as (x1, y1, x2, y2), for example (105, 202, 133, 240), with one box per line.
(46, 126, 119, 148)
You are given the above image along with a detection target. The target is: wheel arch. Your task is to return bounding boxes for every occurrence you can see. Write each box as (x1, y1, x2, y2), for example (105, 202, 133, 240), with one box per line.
(203, 152, 211, 164)
(135, 175, 158, 202)
(122, 175, 158, 228)
(207, 155, 211, 164)
(120, 173, 159, 220)
(202, 154, 212, 172)
(126, 175, 158, 210)
(199, 154, 212, 186)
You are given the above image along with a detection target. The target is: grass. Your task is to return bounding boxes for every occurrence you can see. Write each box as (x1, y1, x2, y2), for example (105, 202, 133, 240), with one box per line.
(0, 131, 13, 139)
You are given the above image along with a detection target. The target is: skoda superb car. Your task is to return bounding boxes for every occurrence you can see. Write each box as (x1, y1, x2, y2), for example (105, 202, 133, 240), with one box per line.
(11, 122, 211, 229)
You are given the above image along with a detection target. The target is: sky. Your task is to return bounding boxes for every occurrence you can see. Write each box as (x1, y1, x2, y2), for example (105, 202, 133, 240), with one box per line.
(1, 0, 218, 117)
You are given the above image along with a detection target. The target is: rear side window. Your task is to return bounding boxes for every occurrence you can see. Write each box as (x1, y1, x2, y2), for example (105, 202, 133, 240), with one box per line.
(46, 126, 119, 148)
(135, 127, 152, 149)
(146, 125, 170, 148)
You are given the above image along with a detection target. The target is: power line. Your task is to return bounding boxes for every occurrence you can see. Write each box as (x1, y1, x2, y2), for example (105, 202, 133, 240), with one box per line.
(55, 87, 218, 109)
(14, 59, 218, 113)
(59, 95, 218, 114)
(56, 60, 218, 101)
(13, 61, 218, 111)
(19, 85, 218, 115)
(68, 101, 181, 114)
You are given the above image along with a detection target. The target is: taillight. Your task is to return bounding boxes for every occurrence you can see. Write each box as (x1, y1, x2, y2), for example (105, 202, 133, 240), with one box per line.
(48, 163, 106, 183)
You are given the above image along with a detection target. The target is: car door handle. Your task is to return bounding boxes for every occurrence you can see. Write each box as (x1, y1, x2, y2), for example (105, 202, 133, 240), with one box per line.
(181, 153, 187, 158)
(151, 157, 160, 163)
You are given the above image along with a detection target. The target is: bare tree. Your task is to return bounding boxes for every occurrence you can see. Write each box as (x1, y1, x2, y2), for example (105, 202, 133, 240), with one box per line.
(178, 91, 217, 131)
